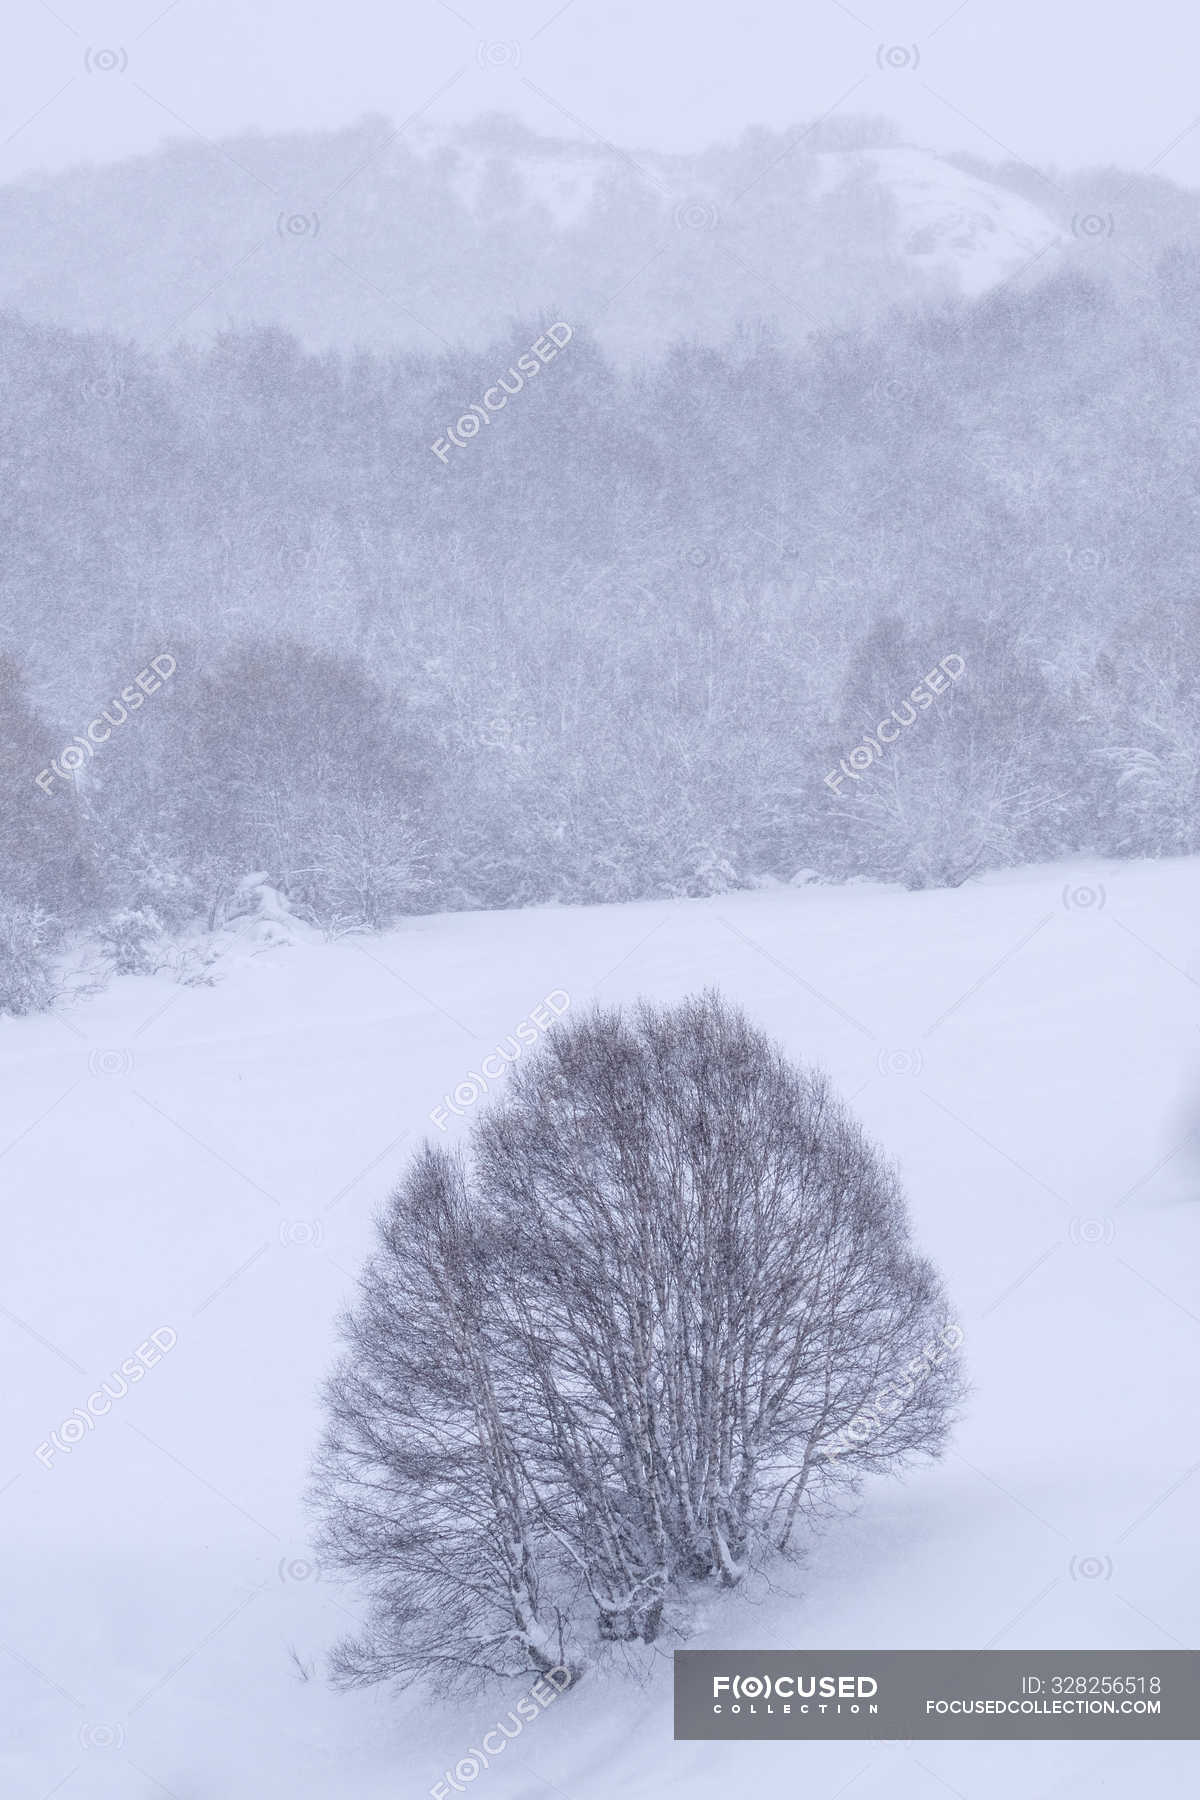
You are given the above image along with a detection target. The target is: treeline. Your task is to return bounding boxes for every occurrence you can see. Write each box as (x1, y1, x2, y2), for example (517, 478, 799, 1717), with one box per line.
(3, 254, 1200, 1008)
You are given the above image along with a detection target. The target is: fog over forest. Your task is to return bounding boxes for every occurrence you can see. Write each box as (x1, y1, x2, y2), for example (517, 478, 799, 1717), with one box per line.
(3, 120, 1200, 1007)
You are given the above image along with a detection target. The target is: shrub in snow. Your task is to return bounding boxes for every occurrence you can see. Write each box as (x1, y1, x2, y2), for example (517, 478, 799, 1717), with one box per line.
(96, 835, 247, 936)
(96, 907, 168, 976)
(300, 796, 428, 933)
(313, 991, 964, 1688)
(0, 653, 96, 926)
(0, 900, 61, 1016)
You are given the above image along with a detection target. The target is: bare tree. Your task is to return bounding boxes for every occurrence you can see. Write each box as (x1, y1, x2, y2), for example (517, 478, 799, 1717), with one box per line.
(313, 992, 964, 1686)
(313, 1144, 573, 1689)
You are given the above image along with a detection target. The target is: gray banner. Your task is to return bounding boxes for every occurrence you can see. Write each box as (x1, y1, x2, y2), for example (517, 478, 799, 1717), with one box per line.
(674, 1651, 1200, 1739)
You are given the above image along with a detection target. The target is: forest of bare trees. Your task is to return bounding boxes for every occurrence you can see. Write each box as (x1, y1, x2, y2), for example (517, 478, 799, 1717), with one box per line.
(5, 250, 1200, 1010)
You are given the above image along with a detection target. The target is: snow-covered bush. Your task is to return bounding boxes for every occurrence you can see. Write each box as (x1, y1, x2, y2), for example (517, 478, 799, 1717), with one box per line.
(0, 900, 61, 1016)
(313, 992, 964, 1688)
(297, 795, 428, 933)
(96, 907, 168, 976)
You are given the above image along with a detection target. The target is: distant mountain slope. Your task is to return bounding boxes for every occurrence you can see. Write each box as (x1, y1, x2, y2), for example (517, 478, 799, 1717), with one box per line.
(0, 114, 1192, 355)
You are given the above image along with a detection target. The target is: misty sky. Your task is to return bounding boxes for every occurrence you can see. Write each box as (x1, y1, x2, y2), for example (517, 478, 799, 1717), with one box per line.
(4, 0, 1200, 189)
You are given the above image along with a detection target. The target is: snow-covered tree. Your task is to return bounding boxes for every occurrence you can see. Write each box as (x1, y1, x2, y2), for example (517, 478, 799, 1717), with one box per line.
(313, 993, 963, 1684)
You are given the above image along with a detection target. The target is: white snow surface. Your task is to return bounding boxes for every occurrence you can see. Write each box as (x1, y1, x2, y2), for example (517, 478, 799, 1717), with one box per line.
(812, 146, 1062, 295)
(3, 856, 1199, 1797)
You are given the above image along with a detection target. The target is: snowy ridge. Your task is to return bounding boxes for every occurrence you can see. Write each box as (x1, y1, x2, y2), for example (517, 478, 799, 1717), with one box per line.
(404, 120, 1063, 297)
(0, 115, 1075, 352)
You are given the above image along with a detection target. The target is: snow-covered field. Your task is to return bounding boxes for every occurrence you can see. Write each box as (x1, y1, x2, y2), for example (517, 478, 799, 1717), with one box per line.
(3, 856, 1200, 1799)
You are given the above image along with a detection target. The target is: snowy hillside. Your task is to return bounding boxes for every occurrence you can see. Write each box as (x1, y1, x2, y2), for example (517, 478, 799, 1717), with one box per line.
(3, 855, 1199, 1797)
(406, 122, 1062, 295)
(810, 144, 1061, 295)
(0, 115, 1074, 354)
